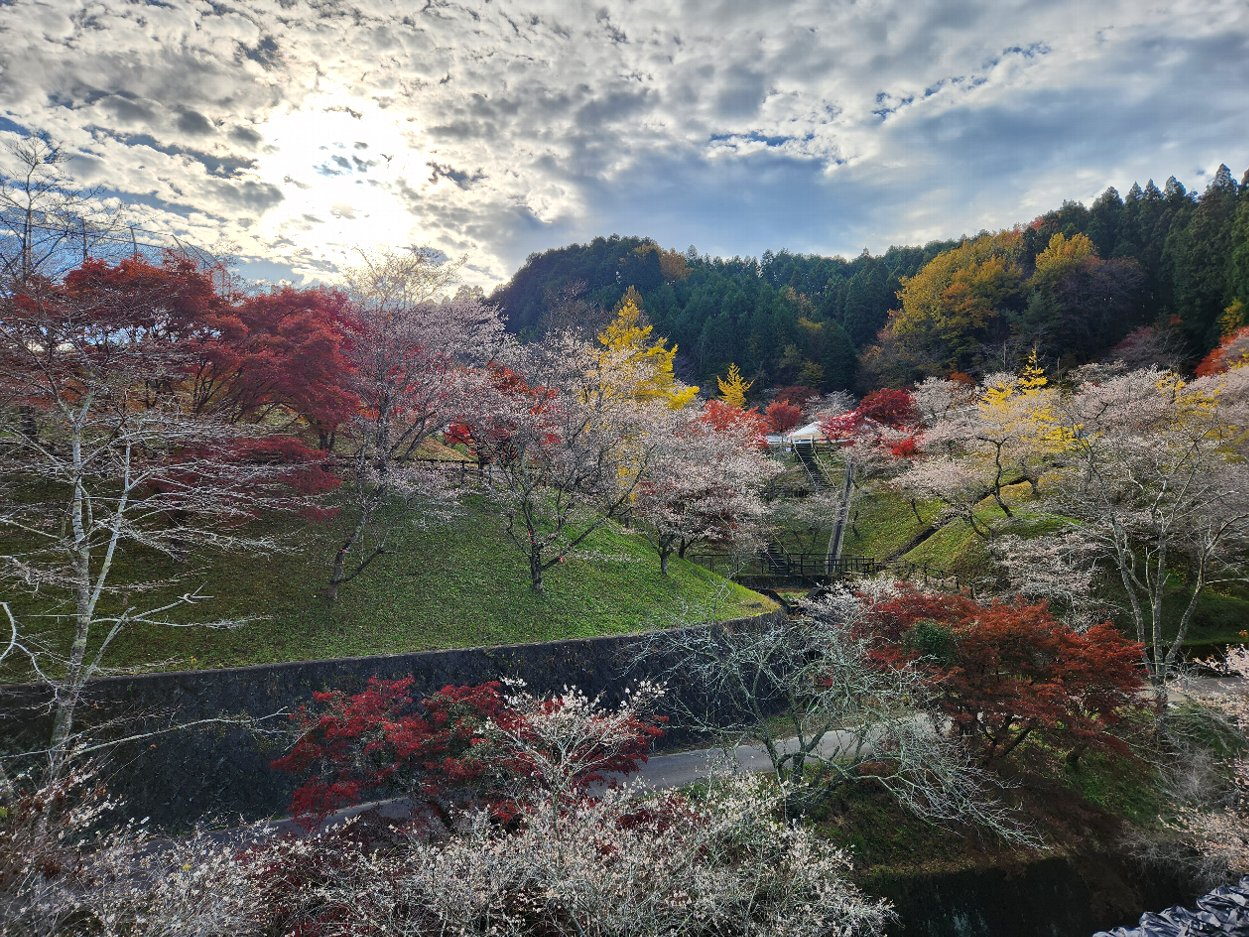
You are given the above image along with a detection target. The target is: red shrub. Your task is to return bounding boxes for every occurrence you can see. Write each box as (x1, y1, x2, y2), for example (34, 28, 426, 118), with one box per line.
(273, 679, 664, 827)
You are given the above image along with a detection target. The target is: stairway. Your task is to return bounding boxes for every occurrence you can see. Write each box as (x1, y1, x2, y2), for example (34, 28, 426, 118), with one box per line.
(793, 442, 828, 491)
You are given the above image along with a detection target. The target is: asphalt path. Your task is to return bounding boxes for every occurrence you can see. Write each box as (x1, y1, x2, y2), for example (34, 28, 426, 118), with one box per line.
(258, 675, 1248, 838)
(262, 726, 874, 837)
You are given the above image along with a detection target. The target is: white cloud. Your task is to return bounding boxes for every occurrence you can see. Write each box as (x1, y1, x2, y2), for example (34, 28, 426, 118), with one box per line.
(0, 0, 1246, 287)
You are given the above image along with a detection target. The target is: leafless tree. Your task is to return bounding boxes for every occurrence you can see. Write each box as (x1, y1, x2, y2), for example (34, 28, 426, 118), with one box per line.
(0, 275, 310, 770)
(641, 587, 1034, 842)
(0, 137, 129, 284)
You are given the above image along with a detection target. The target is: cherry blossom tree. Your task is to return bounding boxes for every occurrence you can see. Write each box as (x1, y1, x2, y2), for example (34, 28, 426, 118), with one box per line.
(898, 357, 1066, 539)
(631, 411, 780, 574)
(459, 332, 668, 593)
(0, 137, 129, 283)
(1041, 366, 1249, 684)
(296, 775, 893, 937)
(325, 250, 506, 601)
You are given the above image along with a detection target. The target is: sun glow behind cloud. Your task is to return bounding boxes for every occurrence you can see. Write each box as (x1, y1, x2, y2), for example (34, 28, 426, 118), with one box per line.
(250, 87, 431, 273)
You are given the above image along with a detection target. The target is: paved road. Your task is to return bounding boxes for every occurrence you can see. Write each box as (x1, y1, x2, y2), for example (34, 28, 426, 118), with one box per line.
(264, 727, 875, 836)
(261, 677, 1249, 837)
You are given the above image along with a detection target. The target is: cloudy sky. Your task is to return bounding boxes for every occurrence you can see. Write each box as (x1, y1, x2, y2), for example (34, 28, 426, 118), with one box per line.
(2, 0, 1247, 287)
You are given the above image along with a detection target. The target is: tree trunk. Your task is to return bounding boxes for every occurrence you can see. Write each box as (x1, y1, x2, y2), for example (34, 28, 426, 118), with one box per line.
(826, 461, 855, 574)
(529, 545, 545, 593)
(659, 548, 671, 576)
(326, 504, 373, 602)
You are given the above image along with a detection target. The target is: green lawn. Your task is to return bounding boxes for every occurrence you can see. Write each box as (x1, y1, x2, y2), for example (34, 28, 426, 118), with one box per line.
(2, 497, 773, 679)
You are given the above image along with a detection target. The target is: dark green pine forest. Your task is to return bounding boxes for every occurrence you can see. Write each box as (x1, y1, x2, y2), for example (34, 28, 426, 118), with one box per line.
(491, 164, 1249, 392)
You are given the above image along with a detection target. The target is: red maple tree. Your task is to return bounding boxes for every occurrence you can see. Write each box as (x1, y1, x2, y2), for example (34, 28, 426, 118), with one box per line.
(861, 588, 1145, 764)
(764, 399, 803, 434)
(272, 678, 664, 827)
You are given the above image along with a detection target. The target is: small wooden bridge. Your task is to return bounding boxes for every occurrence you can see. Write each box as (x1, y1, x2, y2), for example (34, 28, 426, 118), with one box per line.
(686, 551, 959, 591)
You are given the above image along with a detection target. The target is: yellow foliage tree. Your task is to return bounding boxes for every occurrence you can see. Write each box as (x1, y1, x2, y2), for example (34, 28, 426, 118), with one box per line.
(596, 287, 698, 408)
(891, 230, 1025, 372)
(980, 349, 1073, 459)
(716, 362, 753, 409)
(1032, 232, 1096, 282)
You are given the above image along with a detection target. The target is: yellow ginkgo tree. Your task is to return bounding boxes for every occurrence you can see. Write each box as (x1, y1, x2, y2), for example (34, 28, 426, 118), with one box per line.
(596, 287, 697, 409)
(716, 362, 753, 409)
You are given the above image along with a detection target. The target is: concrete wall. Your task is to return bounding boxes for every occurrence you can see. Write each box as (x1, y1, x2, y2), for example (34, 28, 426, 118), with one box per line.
(0, 612, 782, 828)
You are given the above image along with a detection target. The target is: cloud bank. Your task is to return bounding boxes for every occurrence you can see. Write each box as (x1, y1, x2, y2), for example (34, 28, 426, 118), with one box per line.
(1, 0, 1246, 286)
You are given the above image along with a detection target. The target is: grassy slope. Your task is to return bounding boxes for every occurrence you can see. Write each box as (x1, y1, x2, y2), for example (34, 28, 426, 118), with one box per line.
(813, 741, 1167, 883)
(847, 481, 1249, 645)
(4, 497, 773, 678)
(842, 488, 940, 562)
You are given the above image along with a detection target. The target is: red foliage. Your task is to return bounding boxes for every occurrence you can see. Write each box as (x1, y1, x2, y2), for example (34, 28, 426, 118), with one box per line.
(855, 388, 918, 429)
(1196, 326, 1249, 377)
(818, 389, 920, 459)
(272, 679, 664, 827)
(819, 410, 861, 443)
(860, 587, 1145, 763)
(60, 254, 229, 337)
(224, 287, 360, 444)
(764, 399, 803, 434)
(272, 678, 502, 826)
(10, 257, 362, 452)
(887, 434, 920, 458)
(699, 399, 769, 447)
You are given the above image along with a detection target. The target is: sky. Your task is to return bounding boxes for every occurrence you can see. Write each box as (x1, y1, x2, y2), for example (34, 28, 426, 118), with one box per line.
(1, 0, 1247, 289)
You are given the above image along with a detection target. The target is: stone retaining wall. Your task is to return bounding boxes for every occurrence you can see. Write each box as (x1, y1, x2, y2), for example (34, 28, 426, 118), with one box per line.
(0, 612, 783, 827)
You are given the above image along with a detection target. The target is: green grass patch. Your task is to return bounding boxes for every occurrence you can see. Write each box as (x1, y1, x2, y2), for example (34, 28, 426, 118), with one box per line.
(843, 488, 941, 562)
(897, 482, 1058, 577)
(1056, 748, 1166, 828)
(1167, 590, 1249, 646)
(2, 496, 773, 679)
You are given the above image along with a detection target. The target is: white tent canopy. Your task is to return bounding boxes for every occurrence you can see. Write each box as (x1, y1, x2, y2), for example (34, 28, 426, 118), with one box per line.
(765, 420, 825, 448)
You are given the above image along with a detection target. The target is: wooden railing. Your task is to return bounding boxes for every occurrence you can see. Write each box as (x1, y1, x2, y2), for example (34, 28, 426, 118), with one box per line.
(686, 551, 960, 588)
(411, 458, 488, 485)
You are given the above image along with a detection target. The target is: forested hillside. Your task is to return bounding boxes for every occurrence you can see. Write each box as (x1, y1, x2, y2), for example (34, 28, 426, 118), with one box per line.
(492, 164, 1249, 394)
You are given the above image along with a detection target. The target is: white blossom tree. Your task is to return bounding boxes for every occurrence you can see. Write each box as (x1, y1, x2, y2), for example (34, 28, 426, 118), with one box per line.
(302, 775, 893, 937)
(0, 137, 130, 283)
(325, 250, 507, 600)
(630, 412, 780, 575)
